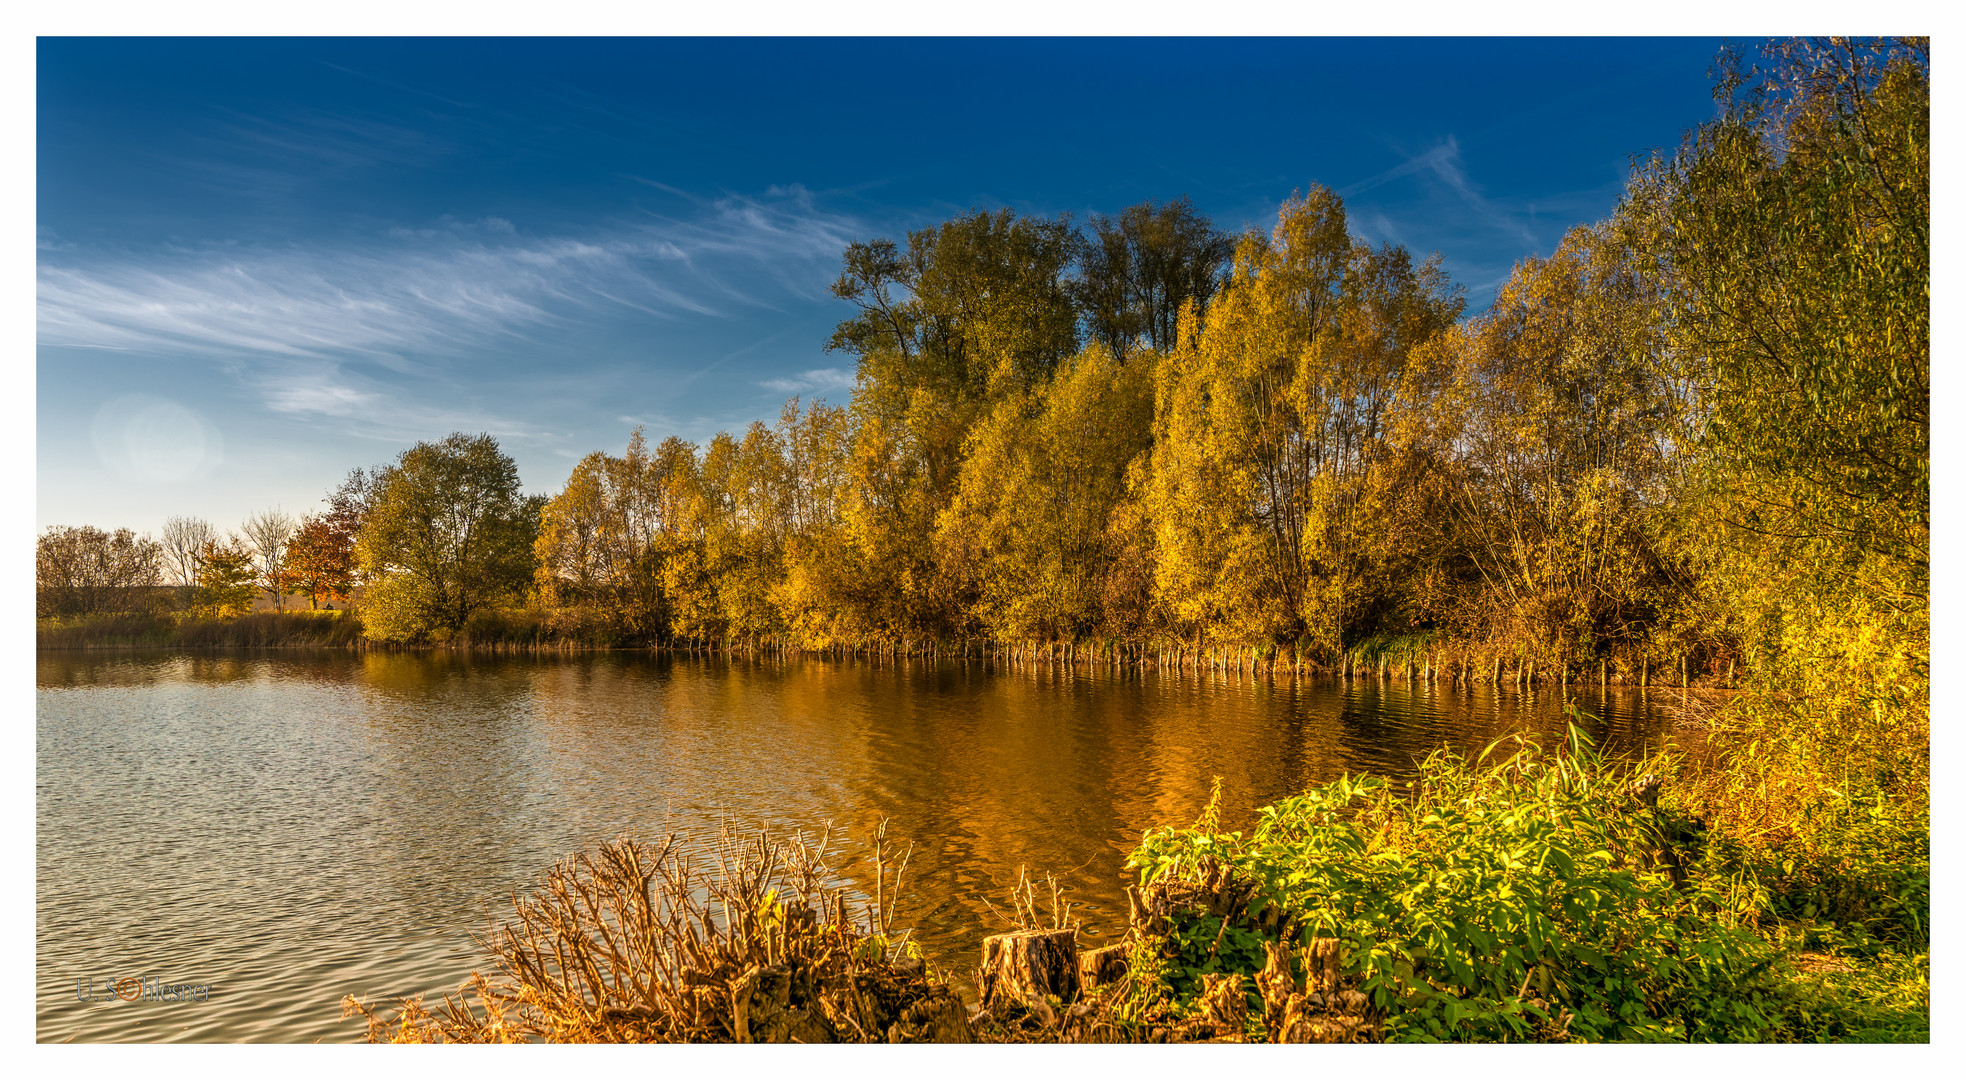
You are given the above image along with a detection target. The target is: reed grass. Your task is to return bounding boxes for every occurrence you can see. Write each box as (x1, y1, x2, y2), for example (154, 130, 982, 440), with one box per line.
(35, 610, 365, 649)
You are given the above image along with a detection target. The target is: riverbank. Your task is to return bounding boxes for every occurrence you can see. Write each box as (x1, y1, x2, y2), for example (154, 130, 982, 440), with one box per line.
(35, 610, 365, 649)
(35, 612, 1744, 693)
(348, 719, 1926, 1043)
(1107, 725, 1927, 1043)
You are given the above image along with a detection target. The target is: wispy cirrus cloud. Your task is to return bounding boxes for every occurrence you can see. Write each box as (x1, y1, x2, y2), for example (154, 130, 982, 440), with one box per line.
(39, 192, 854, 361)
(1341, 136, 1539, 250)
(37, 188, 863, 439)
(1338, 139, 1464, 201)
(759, 367, 855, 396)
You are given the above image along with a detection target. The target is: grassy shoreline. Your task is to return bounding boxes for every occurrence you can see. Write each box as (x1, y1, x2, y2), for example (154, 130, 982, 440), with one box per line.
(35, 610, 367, 650)
(34, 612, 1747, 692)
(346, 723, 1924, 1043)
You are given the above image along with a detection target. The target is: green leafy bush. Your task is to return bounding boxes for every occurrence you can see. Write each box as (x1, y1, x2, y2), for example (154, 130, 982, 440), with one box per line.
(1126, 730, 1790, 1042)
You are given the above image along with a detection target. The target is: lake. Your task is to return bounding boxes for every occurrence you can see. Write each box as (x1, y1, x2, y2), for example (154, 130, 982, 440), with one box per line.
(36, 649, 1679, 1042)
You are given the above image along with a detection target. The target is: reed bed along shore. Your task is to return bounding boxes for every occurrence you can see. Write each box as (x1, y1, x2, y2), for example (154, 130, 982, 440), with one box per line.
(35, 610, 365, 650)
(37, 610, 1742, 692)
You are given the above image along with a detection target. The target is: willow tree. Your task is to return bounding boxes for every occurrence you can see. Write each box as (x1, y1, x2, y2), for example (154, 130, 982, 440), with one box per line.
(1142, 187, 1461, 653)
(1621, 37, 1928, 923)
(1412, 223, 1678, 671)
(534, 429, 680, 640)
(939, 343, 1155, 645)
(1628, 39, 1928, 593)
(1624, 38, 1927, 695)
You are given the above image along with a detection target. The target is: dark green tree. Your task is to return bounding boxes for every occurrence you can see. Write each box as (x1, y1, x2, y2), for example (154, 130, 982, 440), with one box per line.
(1075, 196, 1233, 362)
(355, 433, 544, 641)
(828, 208, 1079, 496)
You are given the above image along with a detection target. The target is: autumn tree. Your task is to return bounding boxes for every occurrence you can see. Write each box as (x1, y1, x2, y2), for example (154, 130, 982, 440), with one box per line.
(355, 433, 543, 641)
(1141, 187, 1462, 654)
(241, 508, 297, 612)
(823, 209, 1084, 641)
(1620, 38, 1928, 819)
(1076, 196, 1233, 362)
(283, 512, 358, 610)
(194, 535, 259, 619)
(701, 421, 795, 645)
(1411, 223, 1678, 669)
(35, 525, 164, 617)
(534, 428, 686, 641)
(829, 208, 1080, 497)
(327, 467, 383, 562)
(938, 343, 1154, 644)
(1628, 38, 1927, 588)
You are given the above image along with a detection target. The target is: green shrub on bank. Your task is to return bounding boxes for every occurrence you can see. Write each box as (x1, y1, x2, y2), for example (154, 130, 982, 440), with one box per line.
(1125, 730, 1793, 1042)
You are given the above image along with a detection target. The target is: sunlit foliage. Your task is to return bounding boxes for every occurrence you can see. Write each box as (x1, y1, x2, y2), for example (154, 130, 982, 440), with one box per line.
(356, 433, 543, 642)
(1412, 223, 1679, 672)
(193, 535, 259, 619)
(939, 343, 1154, 644)
(1140, 188, 1462, 654)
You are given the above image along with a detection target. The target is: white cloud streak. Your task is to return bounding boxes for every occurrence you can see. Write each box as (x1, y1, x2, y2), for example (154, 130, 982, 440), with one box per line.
(40, 195, 853, 360)
(1340, 136, 1540, 249)
(38, 190, 863, 438)
(759, 368, 855, 395)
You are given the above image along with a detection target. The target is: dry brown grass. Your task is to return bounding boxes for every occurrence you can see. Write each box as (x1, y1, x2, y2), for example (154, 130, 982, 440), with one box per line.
(36, 610, 365, 649)
(342, 821, 975, 1043)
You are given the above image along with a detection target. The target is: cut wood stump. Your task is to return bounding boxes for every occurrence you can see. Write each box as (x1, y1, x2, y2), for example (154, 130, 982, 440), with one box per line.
(1078, 942, 1130, 990)
(1257, 940, 1300, 1037)
(979, 928, 1081, 1013)
(1260, 938, 1370, 1043)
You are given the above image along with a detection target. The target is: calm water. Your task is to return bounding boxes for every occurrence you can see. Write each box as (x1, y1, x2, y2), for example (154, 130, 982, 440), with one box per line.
(37, 649, 1677, 1043)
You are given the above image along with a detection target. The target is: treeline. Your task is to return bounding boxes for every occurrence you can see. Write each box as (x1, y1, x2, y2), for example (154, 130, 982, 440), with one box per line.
(37, 500, 365, 622)
(519, 39, 1924, 690)
(42, 40, 1925, 694)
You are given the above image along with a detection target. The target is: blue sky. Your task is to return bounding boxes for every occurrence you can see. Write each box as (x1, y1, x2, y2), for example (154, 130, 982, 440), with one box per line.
(37, 37, 1731, 536)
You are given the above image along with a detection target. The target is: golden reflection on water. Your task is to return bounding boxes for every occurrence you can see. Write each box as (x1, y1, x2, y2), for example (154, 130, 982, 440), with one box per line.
(38, 650, 1672, 1043)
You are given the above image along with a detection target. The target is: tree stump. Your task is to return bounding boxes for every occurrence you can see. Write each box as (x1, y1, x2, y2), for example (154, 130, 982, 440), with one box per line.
(1301, 936, 1343, 996)
(731, 963, 835, 1043)
(1257, 940, 1300, 1036)
(1182, 973, 1249, 1041)
(1078, 942, 1130, 990)
(1261, 938, 1362, 1042)
(978, 928, 1080, 1013)
(885, 986, 975, 1043)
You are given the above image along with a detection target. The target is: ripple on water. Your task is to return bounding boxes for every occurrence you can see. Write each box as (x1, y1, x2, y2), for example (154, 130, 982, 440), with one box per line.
(38, 649, 1677, 1042)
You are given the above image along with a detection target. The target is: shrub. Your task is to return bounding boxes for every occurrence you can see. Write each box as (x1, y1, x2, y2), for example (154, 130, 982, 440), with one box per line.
(1125, 728, 1791, 1042)
(341, 822, 971, 1043)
